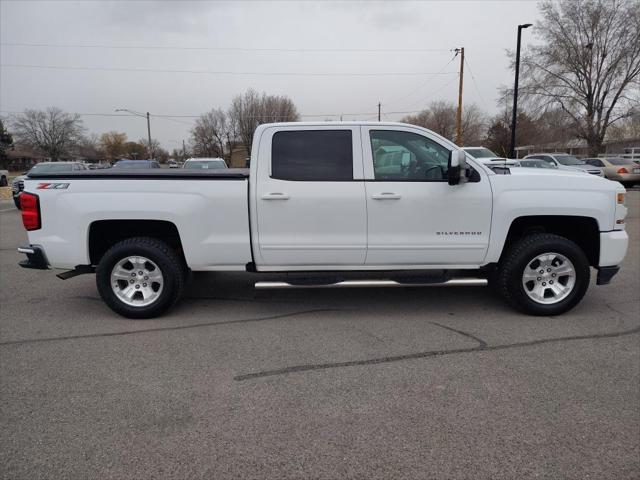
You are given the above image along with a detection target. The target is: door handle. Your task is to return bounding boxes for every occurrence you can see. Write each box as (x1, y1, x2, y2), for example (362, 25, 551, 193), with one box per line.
(372, 192, 401, 200)
(261, 192, 290, 200)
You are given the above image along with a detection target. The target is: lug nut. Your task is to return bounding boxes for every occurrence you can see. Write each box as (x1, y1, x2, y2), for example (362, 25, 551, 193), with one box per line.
(547, 268, 551, 272)
(551, 273, 556, 277)
(542, 282, 546, 286)
(129, 279, 134, 284)
(143, 283, 147, 287)
(138, 271, 143, 275)
(131, 272, 136, 277)
(135, 285, 140, 289)
(549, 280, 554, 284)
(537, 277, 541, 281)
(539, 270, 544, 274)
(144, 276, 148, 280)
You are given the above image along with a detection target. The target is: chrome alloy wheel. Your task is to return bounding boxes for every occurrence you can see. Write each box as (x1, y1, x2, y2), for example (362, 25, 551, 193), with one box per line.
(521, 252, 576, 305)
(110, 256, 164, 307)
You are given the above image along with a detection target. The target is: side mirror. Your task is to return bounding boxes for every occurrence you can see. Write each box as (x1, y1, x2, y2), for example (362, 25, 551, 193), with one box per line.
(448, 150, 468, 185)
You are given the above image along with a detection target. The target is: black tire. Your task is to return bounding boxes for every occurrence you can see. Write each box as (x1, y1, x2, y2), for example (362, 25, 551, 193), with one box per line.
(0, 176, 7, 187)
(96, 237, 185, 319)
(497, 233, 590, 316)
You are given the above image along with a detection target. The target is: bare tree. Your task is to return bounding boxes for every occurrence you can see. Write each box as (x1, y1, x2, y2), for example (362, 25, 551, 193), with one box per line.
(138, 138, 163, 160)
(519, 0, 640, 154)
(100, 131, 127, 162)
(122, 141, 146, 160)
(190, 108, 228, 160)
(402, 101, 486, 145)
(11, 107, 84, 160)
(75, 134, 103, 163)
(228, 89, 300, 154)
(607, 105, 640, 141)
(0, 119, 13, 166)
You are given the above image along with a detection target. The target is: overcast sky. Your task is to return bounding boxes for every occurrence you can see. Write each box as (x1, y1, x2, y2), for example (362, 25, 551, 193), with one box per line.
(1, 0, 541, 151)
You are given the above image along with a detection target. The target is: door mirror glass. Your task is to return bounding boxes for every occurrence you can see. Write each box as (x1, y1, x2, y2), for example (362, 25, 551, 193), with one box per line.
(447, 150, 468, 185)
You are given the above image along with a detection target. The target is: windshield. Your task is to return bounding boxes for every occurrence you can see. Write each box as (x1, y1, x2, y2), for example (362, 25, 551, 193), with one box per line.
(519, 160, 557, 169)
(184, 160, 227, 169)
(29, 163, 74, 174)
(113, 161, 150, 169)
(464, 148, 498, 159)
(554, 155, 584, 166)
(608, 158, 635, 166)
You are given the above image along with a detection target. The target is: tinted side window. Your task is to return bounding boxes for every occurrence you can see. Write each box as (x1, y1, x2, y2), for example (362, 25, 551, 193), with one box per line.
(370, 130, 450, 181)
(272, 130, 353, 181)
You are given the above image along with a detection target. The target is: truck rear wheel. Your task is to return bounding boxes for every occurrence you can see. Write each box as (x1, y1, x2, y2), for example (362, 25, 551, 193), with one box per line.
(497, 233, 590, 316)
(96, 237, 185, 319)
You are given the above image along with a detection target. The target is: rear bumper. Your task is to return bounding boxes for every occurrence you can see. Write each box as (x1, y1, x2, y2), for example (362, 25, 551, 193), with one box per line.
(17, 245, 49, 270)
(596, 266, 620, 285)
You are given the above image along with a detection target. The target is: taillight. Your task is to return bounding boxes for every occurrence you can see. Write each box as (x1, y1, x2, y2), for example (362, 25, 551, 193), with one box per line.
(617, 167, 629, 174)
(20, 192, 41, 231)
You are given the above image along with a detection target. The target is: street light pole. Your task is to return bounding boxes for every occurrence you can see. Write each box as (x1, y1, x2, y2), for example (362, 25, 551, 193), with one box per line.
(509, 23, 532, 159)
(115, 108, 154, 159)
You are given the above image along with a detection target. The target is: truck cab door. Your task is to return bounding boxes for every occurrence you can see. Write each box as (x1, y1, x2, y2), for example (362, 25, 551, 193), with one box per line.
(253, 126, 367, 268)
(362, 126, 492, 266)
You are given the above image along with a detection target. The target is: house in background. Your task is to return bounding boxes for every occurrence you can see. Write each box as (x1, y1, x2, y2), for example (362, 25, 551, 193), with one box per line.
(4, 147, 48, 171)
(229, 145, 249, 168)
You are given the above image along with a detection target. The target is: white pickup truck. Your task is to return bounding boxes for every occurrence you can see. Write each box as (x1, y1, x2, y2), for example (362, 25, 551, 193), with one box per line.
(17, 122, 628, 318)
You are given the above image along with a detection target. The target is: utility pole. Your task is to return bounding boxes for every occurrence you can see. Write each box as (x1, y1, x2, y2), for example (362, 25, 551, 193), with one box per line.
(509, 23, 532, 158)
(146, 112, 153, 159)
(182, 139, 186, 161)
(115, 108, 154, 159)
(378, 102, 381, 121)
(455, 47, 464, 146)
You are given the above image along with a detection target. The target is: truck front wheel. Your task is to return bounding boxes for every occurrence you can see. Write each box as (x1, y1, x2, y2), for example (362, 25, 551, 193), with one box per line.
(497, 233, 590, 316)
(96, 237, 185, 319)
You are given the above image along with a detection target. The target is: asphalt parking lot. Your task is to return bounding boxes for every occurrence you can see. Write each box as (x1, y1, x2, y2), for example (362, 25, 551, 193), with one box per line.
(1, 192, 638, 479)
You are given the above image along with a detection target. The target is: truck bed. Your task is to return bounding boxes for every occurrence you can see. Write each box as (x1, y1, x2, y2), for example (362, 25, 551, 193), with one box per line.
(27, 168, 250, 180)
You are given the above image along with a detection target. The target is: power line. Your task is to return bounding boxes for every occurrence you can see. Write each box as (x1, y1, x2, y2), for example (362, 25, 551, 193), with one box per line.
(1, 42, 451, 54)
(464, 56, 488, 109)
(384, 53, 458, 108)
(1, 64, 459, 77)
(1, 109, 429, 120)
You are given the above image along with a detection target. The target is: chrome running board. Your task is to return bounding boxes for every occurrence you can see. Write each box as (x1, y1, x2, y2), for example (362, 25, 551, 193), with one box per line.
(255, 278, 487, 289)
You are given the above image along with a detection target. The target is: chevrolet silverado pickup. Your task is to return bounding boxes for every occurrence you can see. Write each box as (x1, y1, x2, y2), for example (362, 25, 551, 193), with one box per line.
(17, 122, 628, 318)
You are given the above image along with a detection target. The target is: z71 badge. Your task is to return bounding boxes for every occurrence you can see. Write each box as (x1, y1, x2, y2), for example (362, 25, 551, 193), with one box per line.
(37, 183, 70, 190)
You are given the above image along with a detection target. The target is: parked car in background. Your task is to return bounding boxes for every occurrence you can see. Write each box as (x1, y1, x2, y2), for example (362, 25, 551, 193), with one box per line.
(523, 153, 604, 177)
(183, 158, 228, 170)
(462, 147, 517, 172)
(514, 159, 559, 169)
(584, 157, 640, 186)
(462, 147, 505, 161)
(168, 160, 180, 168)
(0, 169, 8, 187)
(12, 162, 89, 208)
(112, 159, 161, 169)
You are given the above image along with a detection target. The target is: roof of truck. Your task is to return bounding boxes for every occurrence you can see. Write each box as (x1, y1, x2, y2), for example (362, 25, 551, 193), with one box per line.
(257, 121, 414, 128)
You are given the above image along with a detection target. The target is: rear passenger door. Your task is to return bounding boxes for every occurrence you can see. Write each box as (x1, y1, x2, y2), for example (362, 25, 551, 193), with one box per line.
(254, 126, 367, 268)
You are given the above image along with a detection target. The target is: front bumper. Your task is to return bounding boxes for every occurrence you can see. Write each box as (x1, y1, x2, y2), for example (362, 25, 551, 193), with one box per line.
(599, 230, 628, 267)
(18, 245, 49, 270)
(596, 266, 620, 285)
